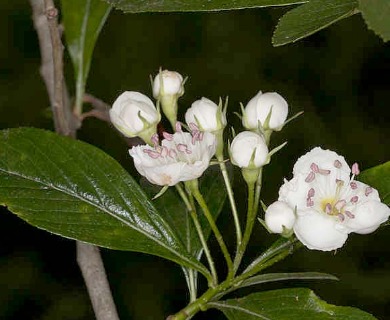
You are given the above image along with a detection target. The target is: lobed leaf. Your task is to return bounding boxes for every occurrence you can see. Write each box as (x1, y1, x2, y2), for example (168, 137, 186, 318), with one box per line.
(272, 0, 359, 46)
(0, 128, 208, 275)
(102, 0, 306, 13)
(210, 288, 377, 319)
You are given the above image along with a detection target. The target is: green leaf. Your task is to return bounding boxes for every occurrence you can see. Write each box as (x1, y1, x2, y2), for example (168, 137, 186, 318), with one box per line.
(61, 0, 111, 114)
(238, 272, 338, 289)
(359, 0, 390, 42)
(102, 0, 306, 13)
(0, 128, 208, 276)
(272, 0, 359, 46)
(210, 288, 377, 319)
(359, 161, 390, 205)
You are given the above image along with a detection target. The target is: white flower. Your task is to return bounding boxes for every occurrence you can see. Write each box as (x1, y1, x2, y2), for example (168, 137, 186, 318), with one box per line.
(242, 91, 288, 131)
(185, 97, 227, 132)
(152, 69, 185, 128)
(129, 130, 216, 186)
(152, 70, 184, 99)
(109, 91, 160, 139)
(278, 147, 390, 251)
(265, 201, 296, 234)
(230, 131, 268, 168)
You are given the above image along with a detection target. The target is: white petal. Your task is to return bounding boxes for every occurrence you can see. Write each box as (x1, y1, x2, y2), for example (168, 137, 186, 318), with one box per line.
(344, 201, 390, 234)
(278, 175, 308, 210)
(293, 147, 350, 181)
(293, 209, 348, 251)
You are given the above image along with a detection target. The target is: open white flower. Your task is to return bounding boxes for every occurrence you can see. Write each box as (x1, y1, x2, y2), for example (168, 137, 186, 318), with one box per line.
(278, 147, 389, 251)
(129, 129, 216, 186)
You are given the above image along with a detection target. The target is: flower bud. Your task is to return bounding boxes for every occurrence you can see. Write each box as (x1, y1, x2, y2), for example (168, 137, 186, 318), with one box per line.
(242, 91, 288, 131)
(152, 70, 184, 129)
(230, 131, 268, 169)
(265, 201, 296, 234)
(109, 91, 160, 144)
(185, 97, 227, 132)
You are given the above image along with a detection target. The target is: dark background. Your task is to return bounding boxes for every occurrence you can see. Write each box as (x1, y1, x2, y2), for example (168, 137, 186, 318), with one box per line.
(1, 1, 389, 319)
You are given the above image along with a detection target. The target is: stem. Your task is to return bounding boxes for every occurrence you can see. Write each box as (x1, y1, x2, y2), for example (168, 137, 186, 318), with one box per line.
(175, 185, 217, 287)
(216, 155, 242, 251)
(77, 243, 120, 320)
(29, 1, 119, 319)
(186, 180, 234, 279)
(168, 237, 299, 320)
(233, 174, 257, 272)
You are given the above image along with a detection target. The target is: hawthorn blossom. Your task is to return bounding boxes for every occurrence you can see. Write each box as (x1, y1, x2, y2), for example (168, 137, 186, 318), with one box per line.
(277, 147, 389, 251)
(242, 91, 288, 131)
(230, 131, 268, 168)
(152, 69, 184, 128)
(265, 201, 296, 234)
(185, 97, 227, 132)
(109, 91, 160, 141)
(129, 127, 216, 186)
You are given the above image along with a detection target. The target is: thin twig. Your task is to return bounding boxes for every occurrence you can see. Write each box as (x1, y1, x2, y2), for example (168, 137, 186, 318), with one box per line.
(29, 1, 119, 319)
(77, 243, 120, 320)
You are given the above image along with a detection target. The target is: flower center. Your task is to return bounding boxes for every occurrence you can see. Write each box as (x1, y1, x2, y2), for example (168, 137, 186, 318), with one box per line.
(143, 130, 205, 163)
(305, 160, 362, 222)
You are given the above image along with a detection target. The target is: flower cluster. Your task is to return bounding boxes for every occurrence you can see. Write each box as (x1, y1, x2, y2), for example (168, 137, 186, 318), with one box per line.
(109, 69, 388, 252)
(110, 69, 288, 186)
(265, 147, 390, 251)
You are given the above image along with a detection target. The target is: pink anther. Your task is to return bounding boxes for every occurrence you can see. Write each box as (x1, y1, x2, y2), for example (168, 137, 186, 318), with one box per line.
(306, 198, 314, 207)
(305, 171, 315, 183)
(177, 144, 192, 154)
(318, 168, 331, 175)
(188, 122, 199, 132)
(350, 182, 357, 190)
(352, 162, 360, 175)
(151, 133, 159, 146)
(365, 187, 373, 196)
(345, 211, 355, 219)
(334, 160, 342, 168)
(175, 122, 183, 132)
(310, 163, 319, 173)
(325, 203, 332, 215)
(350, 196, 359, 204)
(307, 188, 315, 198)
(143, 149, 161, 159)
(162, 132, 174, 141)
(338, 213, 345, 222)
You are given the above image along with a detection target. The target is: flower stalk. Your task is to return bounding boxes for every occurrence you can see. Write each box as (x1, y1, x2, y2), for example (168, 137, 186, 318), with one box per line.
(186, 179, 234, 279)
(175, 184, 217, 287)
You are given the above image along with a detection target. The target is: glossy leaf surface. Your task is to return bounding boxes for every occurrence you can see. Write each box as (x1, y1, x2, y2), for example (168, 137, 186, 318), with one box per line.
(359, 161, 390, 205)
(0, 128, 208, 275)
(102, 0, 306, 13)
(359, 0, 390, 42)
(211, 288, 377, 319)
(273, 0, 358, 46)
(61, 0, 111, 113)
